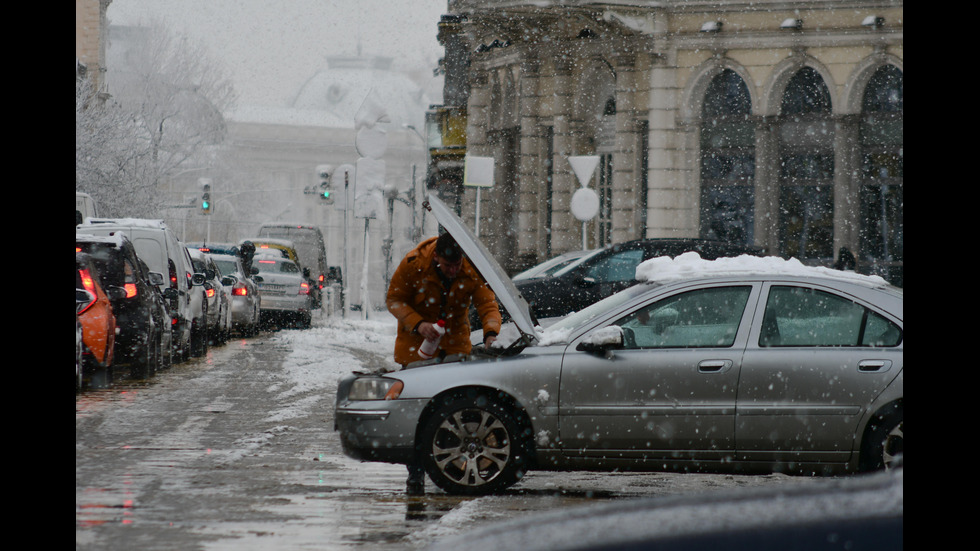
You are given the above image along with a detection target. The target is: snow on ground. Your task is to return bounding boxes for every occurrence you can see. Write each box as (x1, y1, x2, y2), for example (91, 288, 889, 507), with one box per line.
(263, 311, 399, 423)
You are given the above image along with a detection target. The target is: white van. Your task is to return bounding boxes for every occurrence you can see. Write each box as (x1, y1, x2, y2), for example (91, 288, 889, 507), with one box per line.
(75, 192, 98, 225)
(77, 218, 207, 362)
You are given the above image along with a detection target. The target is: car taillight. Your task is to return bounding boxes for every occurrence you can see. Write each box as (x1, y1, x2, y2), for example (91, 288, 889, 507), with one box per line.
(124, 283, 138, 298)
(233, 284, 248, 296)
(78, 269, 97, 314)
(206, 287, 216, 298)
(299, 282, 310, 295)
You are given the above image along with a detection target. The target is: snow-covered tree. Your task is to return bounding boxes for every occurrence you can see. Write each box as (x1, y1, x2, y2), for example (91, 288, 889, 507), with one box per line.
(76, 20, 236, 218)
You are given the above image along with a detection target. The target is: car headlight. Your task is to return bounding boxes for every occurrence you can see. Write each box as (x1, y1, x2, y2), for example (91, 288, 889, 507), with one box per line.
(347, 377, 404, 401)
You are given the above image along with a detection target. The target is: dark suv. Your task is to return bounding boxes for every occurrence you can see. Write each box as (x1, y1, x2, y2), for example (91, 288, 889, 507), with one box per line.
(515, 238, 765, 320)
(75, 233, 172, 378)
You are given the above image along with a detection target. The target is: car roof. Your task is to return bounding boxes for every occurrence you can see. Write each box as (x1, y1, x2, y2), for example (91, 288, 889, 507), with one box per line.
(80, 218, 170, 229)
(76, 232, 130, 248)
(634, 252, 896, 290)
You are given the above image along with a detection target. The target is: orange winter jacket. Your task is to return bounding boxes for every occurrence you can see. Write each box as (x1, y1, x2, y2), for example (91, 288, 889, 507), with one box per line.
(386, 236, 502, 366)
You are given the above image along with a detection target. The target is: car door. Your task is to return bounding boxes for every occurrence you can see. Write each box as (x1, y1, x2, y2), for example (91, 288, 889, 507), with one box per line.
(558, 282, 759, 461)
(735, 282, 904, 463)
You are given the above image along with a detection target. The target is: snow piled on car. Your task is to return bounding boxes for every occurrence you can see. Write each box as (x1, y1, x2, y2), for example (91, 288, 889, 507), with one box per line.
(636, 252, 889, 285)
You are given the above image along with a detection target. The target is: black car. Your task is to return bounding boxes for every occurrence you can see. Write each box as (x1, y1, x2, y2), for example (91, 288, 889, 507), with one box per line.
(515, 238, 764, 319)
(75, 233, 171, 378)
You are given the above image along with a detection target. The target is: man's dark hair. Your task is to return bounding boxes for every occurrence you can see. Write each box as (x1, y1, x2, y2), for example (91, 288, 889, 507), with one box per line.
(435, 232, 463, 262)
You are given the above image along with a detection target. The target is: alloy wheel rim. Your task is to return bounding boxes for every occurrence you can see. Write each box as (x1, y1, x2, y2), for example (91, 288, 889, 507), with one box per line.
(431, 408, 512, 486)
(882, 421, 903, 469)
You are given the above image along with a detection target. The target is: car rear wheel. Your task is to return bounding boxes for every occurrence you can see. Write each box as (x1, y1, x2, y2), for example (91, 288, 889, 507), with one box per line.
(419, 394, 529, 495)
(860, 409, 903, 471)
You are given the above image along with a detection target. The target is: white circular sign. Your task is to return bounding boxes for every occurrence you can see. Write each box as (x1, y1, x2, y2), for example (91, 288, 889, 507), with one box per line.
(570, 188, 600, 221)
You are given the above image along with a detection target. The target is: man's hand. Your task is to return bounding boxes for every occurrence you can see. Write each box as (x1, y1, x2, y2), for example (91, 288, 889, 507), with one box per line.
(417, 321, 442, 340)
(483, 334, 497, 348)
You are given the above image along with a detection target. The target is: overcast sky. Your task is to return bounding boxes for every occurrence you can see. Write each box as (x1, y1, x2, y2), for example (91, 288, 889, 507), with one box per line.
(107, 0, 447, 107)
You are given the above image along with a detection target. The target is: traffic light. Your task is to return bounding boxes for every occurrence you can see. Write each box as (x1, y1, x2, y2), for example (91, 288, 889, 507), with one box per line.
(201, 182, 212, 214)
(316, 165, 334, 204)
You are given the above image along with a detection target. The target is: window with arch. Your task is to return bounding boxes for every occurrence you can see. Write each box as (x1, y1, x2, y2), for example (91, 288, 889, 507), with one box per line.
(700, 69, 755, 247)
(778, 67, 835, 262)
(859, 65, 903, 287)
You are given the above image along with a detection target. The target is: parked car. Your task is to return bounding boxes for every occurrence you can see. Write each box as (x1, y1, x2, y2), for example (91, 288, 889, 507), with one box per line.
(515, 238, 765, 319)
(189, 248, 232, 346)
(78, 219, 206, 362)
(242, 237, 322, 310)
(75, 312, 84, 393)
(210, 253, 261, 337)
(76, 233, 169, 378)
(256, 224, 331, 308)
(427, 459, 903, 551)
(252, 251, 313, 329)
(512, 249, 589, 282)
(76, 253, 118, 388)
(335, 195, 903, 495)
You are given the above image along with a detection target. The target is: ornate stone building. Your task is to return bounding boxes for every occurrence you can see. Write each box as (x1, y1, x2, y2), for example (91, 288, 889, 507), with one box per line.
(432, 1, 903, 286)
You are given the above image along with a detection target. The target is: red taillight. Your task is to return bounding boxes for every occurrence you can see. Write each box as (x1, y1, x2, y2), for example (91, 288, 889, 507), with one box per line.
(78, 269, 97, 314)
(299, 282, 310, 295)
(233, 284, 248, 297)
(206, 287, 216, 298)
(124, 283, 138, 298)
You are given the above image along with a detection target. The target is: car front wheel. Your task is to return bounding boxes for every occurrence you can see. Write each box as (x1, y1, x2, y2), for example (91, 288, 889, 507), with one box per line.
(419, 394, 528, 495)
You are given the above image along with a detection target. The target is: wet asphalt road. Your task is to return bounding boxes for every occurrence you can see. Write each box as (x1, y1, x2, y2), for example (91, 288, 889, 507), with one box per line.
(76, 325, 816, 551)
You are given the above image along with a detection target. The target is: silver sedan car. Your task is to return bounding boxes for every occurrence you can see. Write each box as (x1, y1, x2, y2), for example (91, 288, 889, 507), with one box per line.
(334, 196, 903, 495)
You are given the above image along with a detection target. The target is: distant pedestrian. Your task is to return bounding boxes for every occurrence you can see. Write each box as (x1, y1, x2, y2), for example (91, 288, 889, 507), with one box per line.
(834, 247, 856, 271)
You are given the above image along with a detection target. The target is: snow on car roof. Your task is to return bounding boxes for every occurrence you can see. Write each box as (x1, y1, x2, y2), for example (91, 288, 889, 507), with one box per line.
(81, 218, 170, 229)
(76, 232, 126, 247)
(635, 252, 889, 286)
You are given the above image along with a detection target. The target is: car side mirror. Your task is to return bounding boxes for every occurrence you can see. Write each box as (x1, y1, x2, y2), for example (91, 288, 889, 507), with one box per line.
(148, 271, 165, 286)
(576, 325, 624, 356)
(76, 289, 95, 312)
(254, 275, 264, 283)
(106, 286, 129, 301)
(326, 266, 343, 283)
(221, 276, 235, 286)
(303, 267, 311, 278)
(250, 266, 259, 276)
(191, 273, 207, 286)
(162, 287, 179, 300)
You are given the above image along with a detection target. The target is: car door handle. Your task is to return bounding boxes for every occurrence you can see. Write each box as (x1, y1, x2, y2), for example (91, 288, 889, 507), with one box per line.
(858, 360, 892, 373)
(698, 360, 733, 373)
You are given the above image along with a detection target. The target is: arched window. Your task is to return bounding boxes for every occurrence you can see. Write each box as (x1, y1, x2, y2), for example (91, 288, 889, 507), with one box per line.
(700, 69, 755, 246)
(778, 67, 834, 261)
(859, 65, 903, 286)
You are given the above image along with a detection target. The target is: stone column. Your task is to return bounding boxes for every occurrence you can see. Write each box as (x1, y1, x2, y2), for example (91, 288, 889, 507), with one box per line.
(549, 54, 578, 253)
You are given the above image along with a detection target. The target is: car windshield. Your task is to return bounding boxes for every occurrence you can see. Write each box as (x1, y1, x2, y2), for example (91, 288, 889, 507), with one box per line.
(540, 281, 661, 342)
(513, 252, 586, 281)
(549, 249, 604, 277)
(213, 259, 238, 276)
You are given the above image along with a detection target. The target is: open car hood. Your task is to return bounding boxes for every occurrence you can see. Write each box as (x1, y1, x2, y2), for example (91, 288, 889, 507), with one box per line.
(424, 194, 539, 344)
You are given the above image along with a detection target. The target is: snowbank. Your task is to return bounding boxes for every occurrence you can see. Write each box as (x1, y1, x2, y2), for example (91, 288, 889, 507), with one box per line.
(636, 252, 888, 285)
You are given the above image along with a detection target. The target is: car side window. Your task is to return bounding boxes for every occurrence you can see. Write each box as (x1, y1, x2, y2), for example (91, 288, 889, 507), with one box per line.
(759, 285, 902, 347)
(617, 286, 751, 348)
(585, 249, 644, 282)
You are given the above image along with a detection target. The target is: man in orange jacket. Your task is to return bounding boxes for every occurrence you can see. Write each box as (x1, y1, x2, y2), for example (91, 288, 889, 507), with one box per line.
(386, 231, 502, 493)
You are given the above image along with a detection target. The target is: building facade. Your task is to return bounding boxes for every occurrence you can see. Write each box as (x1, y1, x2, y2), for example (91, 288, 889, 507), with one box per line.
(433, 1, 902, 286)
